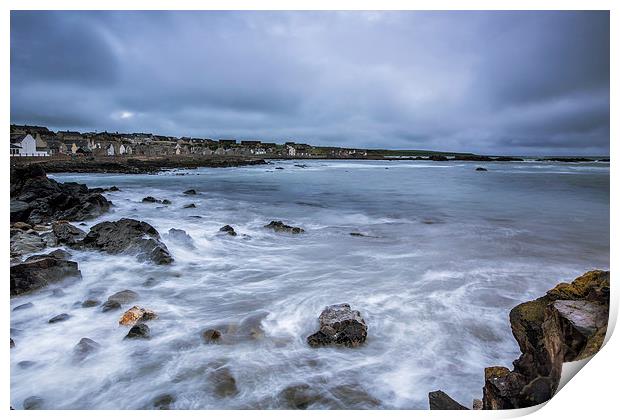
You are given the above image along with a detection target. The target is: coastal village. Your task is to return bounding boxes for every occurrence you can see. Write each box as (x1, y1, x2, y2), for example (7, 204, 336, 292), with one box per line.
(9, 124, 369, 159)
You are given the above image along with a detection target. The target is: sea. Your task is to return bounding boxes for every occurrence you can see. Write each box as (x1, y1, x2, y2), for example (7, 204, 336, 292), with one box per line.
(10, 159, 610, 409)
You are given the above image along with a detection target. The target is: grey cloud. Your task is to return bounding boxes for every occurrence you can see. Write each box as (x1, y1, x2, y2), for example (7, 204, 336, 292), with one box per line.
(10, 10, 609, 155)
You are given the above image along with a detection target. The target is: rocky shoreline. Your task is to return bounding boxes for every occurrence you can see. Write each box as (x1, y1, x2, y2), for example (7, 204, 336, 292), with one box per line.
(10, 164, 609, 410)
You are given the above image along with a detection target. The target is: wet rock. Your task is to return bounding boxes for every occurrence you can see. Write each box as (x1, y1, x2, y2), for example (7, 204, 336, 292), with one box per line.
(183, 189, 197, 195)
(80, 218, 173, 264)
(162, 199, 172, 205)
(475, 167, 488, 171)
(23, 396, 44, 410)
(18, 360, 37, 369)
(264, 220, 304, 234)
(482, 366, 528, 409)
(10, 252, 81, 296)
(11, 221, 32, 231)
(328, 384, 381, 408)
(10, 230, 46, 257)
(142, 196, 160, 203)
(209, 367, 238, 397)
(109, 186, 120, 192)
(152, 393, 175, 409)
(49, 313, 71, 323)
(183, 203, 196, 208)
(275, 167, 284, 170)
(202, 329, 222, 343)
(13, 302, 34, 311)
(101, 300, 121, 312)
(119, 306, 158, 326)
(73, 337, 101, 361)
(307, 303, 367, 348)
(10, 164, 111, 224)
(81, 299, 101, 308)
(107, 289, 139, 305)
(473, 399, 483, 410)
(11, 338, 15, 348)
(125, 323, 151, 339)
(428, 390, 469, 410)
(167, 228, 195, 248)
(51, 220, 87, 245)
(277, 383, 325, 409)
(219, 225, 237, 236)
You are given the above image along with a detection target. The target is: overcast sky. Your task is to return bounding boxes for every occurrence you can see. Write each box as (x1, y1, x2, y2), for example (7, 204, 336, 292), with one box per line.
(11, 11, 609, 155)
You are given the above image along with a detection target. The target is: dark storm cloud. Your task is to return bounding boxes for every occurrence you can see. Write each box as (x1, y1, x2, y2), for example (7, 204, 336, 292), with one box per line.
(10, 10, 609, 155)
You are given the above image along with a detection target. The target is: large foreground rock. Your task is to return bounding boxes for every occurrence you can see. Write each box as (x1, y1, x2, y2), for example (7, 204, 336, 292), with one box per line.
(307, 303, 367, 347)
(482, 270, 610, 409)
(52, 221, 87, 245)
(80, 218, 173, 264)
(10, 164, 111, 224)
(10, 252, 81, 296)
(10, 230, 46, 258)
(428, 390, 469, 410)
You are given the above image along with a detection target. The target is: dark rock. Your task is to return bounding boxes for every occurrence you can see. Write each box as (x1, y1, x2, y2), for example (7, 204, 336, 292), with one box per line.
(161, 199, 172, 205)
(101, 300, 122, 312)
(125, 323, 150, 339)
(11, 338, 15, 348)
(475, 167, 488, 171)
(219, 225, 237, 236)
(473, 399, 483, 410)
(23, 396, 44, 410)
(80, 218, 173, 264)
(107, 289, 139, 305)
(142, 196, 160, 203)
(428, 390, 469, 410)
(183, 203, 196, 208)
(275, 167, 284, 170)
(109, 186, 120, 192)
(202, 329, 222, 343)
(183, 189, 197, 195)
(307, 303, 367, 348)
(277, 383, 325, 409)
(209, 367, 238, 397)
(350, 232, 365, 237)
(73, 337, 101, 361)
(10, 164, 111, 224)
(152, 393, 175, 409)
(264, 220, 304, 234)
(10, 252, 81, 296)
(81, 299, 101, 308)
(49, 313, 71, 323)
(13, 302, 34, 311)
(18, 360, 37, 369)
(52, 220, 87, 245)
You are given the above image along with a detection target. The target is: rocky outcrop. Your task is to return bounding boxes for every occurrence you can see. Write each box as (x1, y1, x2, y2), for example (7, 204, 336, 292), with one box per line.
(307, 303, 368, 348)
(10, 164, 111, 224)
(481, 270, 610, 409)
(51, 221, 86, 246)
(264, 220, 304, 234)
(428, 390, 469, 410)
(80, 218, 173, 264)
(10, 251, 81, 296)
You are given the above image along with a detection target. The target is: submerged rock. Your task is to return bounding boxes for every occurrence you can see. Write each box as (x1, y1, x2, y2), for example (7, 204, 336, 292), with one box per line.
(11, 338, 15, 348)
(183, 203, 196, 209)
(219, 225, 237, 236)
(125, 323, 150, 339)
(101, 300, 122, 312)
(183, 189, 197, 195)
(80, 218, 173, 264)
(209, 367, 238, 398)
(161, 199, 172, 205)
(428, 390, 469, 410)
(49, 313, 71, 324)
(152, 393, 175, 409)
(73, 337, 101, 362)
(23, 396, 44, 410)
(167, 228, 195, 248)
(51, 220, 86, 245)
(307, 303, 367, 348)
(264, 220, 304, 234)
(81, 299, 101, 308)
(10, 252, 81, 296)
(475, 167, 488, 171)
(119, 306, 158, 326)
(107, 289, 139, 305)
(13, 302, 34, 311)
(142, 196, 160, 203)
(202, 329, 222, 343)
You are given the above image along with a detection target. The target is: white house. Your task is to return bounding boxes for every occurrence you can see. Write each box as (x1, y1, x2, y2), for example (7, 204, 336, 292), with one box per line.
(286, 144, 296, 156)
(11, 134, 49, 156)
(107, 144, 115, 156)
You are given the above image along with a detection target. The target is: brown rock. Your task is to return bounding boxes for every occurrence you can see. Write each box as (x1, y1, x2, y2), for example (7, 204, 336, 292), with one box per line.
(119, 306, 158, 326)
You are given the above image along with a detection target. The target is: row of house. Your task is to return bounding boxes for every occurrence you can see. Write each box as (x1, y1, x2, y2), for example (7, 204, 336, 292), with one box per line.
(9, 125, 366, 158)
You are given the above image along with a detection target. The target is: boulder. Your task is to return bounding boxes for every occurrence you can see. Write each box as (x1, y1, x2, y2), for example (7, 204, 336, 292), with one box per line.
(264, 220, 305, 234)
(81, 299, 101, 308)
(475, 167, 488, 171)
(125, 323, 150, 339)
(52, 220, 87, 246)
(428, 390, 469, 410)
(183, 189, 197, 195)
(13, 302, 34, 311)
(10, 164, 111, 224)
(162, 199, 172, 205)
(101, 300, 122, 312)
(219, 225, 237, 236)
(73, 337, 101, 362)
(10, 252, 81, 296)
(183, 203, 196, 209)
(107, 289, 139, 305)
(49, 313, 71, 323)
(307, 303, 367, 348)
(202, 329, 222, 343)
(142, 196, 160, 203)
(80, 218, 173, 264)
(10, 230, 46, 257)
(119, 306, 158, 326)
